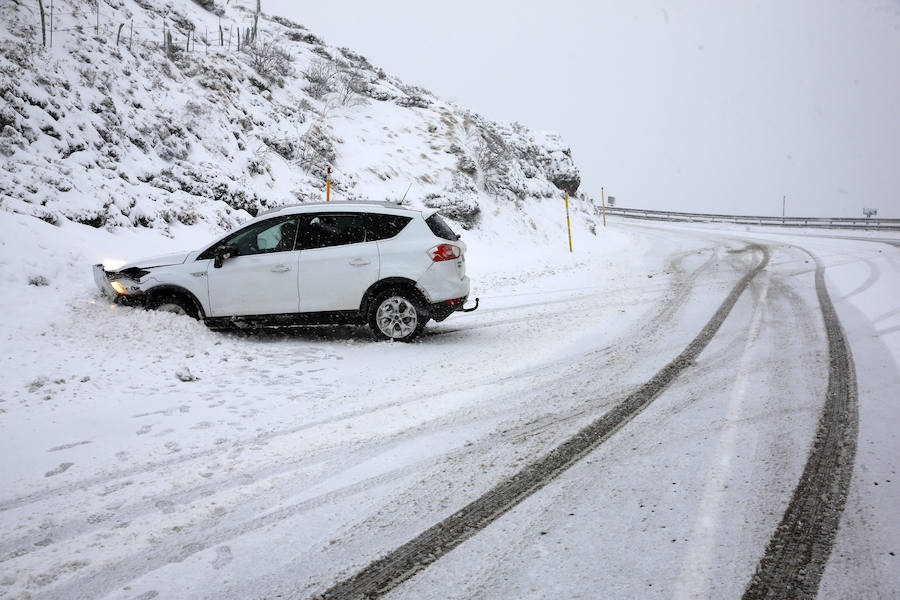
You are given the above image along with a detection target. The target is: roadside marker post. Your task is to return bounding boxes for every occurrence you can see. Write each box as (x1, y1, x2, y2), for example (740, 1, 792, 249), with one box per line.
(601, 186, 607, 228)
(565, 192, 573, 253)
(326, 167, 331, 202)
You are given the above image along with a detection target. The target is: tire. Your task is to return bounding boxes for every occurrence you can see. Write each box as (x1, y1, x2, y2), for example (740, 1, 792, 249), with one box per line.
(147, 294, 199, 319)
(368, 289, 429, 342)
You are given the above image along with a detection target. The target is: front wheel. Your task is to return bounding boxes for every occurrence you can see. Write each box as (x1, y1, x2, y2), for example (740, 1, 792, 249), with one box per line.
(369, 290, 428, 342)
(147, 294, 200, 320)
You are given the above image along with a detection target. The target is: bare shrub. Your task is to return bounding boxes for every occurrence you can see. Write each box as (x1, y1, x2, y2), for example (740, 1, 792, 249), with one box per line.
(475, 129, 509, 193)
(338, 47, 371, 68)
(286, 30, 323, 44)
(271, 15, 306, 30)
(396, 94, 430, 108)
(302, 58, 336, 99)
(396, 83, 433, 108)
(245, 40, 292, 82)
(423, 173, 481, 229)
(335, 67, 368, 106)
(164, 30, 182, 62)
(296, 123, 335, 177)
(456, 154, 477, 176)
(247, 153, 268, 175)
(191, 0, 218, 12)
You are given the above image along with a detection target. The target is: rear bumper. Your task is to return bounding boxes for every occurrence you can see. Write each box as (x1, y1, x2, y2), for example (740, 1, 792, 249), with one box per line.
(429, 295, 469, 322)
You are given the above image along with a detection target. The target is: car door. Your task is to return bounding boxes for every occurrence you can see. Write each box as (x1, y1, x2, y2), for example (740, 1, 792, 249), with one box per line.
(296, 212, 380, 312)
(206, 215, 301, 317)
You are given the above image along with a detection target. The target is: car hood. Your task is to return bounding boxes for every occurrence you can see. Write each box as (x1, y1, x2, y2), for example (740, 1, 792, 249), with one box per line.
(118, 251, 193, 270)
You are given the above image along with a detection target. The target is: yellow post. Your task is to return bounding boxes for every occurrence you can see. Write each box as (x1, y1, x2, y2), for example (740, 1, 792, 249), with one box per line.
(565, 192, 573, 253)
(326, 167, 331, 202)
(601, 186, 607, 227)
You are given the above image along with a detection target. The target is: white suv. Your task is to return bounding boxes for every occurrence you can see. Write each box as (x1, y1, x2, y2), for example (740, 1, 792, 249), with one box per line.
(93, 202, 475, 341)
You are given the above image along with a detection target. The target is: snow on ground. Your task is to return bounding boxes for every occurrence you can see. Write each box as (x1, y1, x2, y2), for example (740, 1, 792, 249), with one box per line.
(1, 212, 898, 599)
(0, 201, 626, 597)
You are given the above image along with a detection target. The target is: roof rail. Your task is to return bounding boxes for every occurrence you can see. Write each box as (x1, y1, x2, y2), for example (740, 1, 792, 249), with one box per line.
(257, 200, 407, 217)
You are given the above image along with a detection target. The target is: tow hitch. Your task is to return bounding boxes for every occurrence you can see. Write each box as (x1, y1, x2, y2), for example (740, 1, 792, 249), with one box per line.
(461, 297, 479, 312)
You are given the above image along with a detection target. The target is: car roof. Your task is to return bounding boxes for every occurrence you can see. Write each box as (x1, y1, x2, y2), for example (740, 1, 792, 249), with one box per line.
(257, 201, 428, 218)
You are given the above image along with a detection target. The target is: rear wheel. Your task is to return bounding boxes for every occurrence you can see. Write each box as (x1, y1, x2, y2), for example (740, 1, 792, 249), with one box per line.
(369, 290, 428, 342)
(147, 294, 199, 319)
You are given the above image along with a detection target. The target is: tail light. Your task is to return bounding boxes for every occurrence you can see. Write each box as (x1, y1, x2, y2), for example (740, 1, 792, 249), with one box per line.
(427, 243, 462, 262)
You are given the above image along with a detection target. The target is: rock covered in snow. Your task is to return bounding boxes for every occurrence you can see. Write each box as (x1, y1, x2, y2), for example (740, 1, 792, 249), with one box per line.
(175, 367, 199, 382)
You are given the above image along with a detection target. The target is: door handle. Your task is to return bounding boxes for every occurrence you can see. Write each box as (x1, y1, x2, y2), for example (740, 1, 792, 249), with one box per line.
(270, 265, 291, 273)
(349, 258, 371, 267)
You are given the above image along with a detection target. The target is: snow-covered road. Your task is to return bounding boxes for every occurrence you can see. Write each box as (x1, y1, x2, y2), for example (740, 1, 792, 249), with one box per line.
(1, 218, 897, 599)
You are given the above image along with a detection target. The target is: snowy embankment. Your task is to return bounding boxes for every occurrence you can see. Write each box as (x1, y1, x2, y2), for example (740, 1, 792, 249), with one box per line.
(1, 0, 592, 234)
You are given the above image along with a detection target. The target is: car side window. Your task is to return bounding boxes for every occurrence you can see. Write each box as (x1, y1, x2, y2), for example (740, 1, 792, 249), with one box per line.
(199, 216, 299, 259)
(297, 214, 367, 250)
(365, 214, 412, 241)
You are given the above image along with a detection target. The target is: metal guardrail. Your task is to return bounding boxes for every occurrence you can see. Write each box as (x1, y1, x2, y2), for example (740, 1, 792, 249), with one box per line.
(602, 206, 900, 231)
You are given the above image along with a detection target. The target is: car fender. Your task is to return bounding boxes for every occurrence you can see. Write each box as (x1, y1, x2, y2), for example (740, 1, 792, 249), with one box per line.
(360, 277, 430, 317)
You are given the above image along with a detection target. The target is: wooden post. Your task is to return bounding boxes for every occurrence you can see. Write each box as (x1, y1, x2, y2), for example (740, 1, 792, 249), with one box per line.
(96, 0, 99, 35)
(326, 167, 331, 202)
(237, 28, 240, 51)
(38, 0, 46, 47)
(129, 19, 133, 49)
(565, 192, 573, 252)
(50, 0, 54, 47)
(185, 30, 190, 52)
(116, 22, 124, 46)
(253, 0, 260, 43)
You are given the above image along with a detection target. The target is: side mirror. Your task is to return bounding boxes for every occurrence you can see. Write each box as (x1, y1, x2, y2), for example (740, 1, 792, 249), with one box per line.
(213, 245, 235, 268)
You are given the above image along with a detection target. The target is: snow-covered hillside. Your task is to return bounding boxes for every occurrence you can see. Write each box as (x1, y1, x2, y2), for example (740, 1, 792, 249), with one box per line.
(0, 0, 592, 237)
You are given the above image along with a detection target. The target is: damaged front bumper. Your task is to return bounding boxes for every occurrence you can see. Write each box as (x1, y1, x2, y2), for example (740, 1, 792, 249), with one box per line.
(93, 264, 118, 300)
(92, 264, 144, 303)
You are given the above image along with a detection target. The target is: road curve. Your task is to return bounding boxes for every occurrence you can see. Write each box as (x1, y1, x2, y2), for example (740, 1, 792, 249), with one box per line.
(316, 245, 770, 600)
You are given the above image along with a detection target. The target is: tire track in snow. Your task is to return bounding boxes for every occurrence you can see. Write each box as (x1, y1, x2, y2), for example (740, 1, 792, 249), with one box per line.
(742, 249, 858, 600)
(316, 245, 770, 600)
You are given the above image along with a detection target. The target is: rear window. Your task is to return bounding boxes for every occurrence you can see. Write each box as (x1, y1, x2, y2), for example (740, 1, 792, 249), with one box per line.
(425, 213, 460, 241)
(365, 213, 412, 241)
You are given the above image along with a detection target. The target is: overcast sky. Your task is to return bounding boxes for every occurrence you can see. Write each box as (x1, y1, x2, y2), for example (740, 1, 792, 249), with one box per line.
(266, 1, 900, 217)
